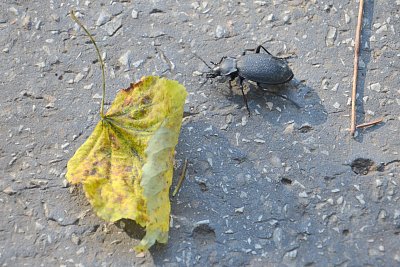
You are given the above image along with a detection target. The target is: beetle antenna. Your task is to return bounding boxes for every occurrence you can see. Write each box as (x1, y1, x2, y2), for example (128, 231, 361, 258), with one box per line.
(192, 52, 212, 70)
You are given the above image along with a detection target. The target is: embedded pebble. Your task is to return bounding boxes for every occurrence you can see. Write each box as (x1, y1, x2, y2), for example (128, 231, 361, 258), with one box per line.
(333, 102, 340, 109)
(3, 186, 17, 195)
(76, 247, 85, 255)
(96, 11, 111, 27)
(299, 191, 308, 198)
(74, 73, 84, 83)
(326, 27, 337, 47)
(9, 7, 19, 16)
(215, 25, 228, 39)
(22, 15, 32, 30)
(132, 60, 144, 68)
(376, 24, 388, 34)
(235, 207, 244, 213)
(267, 14, 274, 21)
(131, 9, 139, 19)
(370, 83, 381, 92)
(241, 116, 248, 126)
(284, 249, 298, 259)
(345, 13, 351, 24)
(118, 50, 132, 70)
(331, 83, 339, 92)
(356, 194, 365, 205)
(104, 17, 122, 36)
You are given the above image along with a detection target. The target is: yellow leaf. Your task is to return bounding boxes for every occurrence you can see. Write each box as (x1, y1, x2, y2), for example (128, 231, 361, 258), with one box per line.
(66, 76, 187, 251)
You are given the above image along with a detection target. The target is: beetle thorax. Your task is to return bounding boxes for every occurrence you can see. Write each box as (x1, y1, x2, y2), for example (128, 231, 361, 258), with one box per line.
(213, 57, 237, 76)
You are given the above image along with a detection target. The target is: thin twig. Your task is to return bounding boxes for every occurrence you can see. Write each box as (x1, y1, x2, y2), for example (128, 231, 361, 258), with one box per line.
(172, 159, 188, 197)
(356, 117, 383, 129)
(350, 0, 365, 136)
(70, 10, 106, 118)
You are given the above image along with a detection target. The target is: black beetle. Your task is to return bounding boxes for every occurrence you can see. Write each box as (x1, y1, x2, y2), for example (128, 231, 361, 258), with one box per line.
(198, 45, 294, 114)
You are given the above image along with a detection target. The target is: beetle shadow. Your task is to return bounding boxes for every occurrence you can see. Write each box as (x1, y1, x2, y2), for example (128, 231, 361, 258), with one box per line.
(232, 78, 328, 127)
(352, 0, 375, 142)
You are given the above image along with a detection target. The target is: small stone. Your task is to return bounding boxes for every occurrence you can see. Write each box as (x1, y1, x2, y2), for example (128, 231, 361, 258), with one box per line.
(273, 228, 282, 247)
(285, 249, 298, 259)
(321, 78, 329, 90)
(131, 9, 139, 19)
(118, 50, 132, 70)
(92, 93, 103, 99)
(266, 102, 273, 110)
(235, 207, 244, 213)
(3, 186, 17, 195)
(331, 83, 339, 92)
(267, 14, 274, 21)
(192, 70, 202, 76)
(215, 25, 228, 39)
(132, 60, 143, 68)
(254, 1, 267, 5)
(35, 20, 42, 30)
(241, 116, 248, 126)
(46, 102, 55, 109)
(136, 252, 145, 258)
(333, 102, 340, 109)
(74, 73, 84, 83)
(76, 247, 85, 255)
(51, 14, 60, 22)
(376, 24, 388, 34)
(282, 15, 290, 24)
(9, 7, 19, 16)
(326, 27, 337, 47)
(35, 222, 45, 231)
(84, 83, 94, 90)
(104, 17, 122, 36)
(337, 196, 344, 205)
(22, 15, 32, 30)
(71, 233, 80, 245)
(30, 179, 48, 186)
(370, 83, 381, 92)
(96, 11, 111, 26)
(254, 139, 266, 144)
(299, 191, 308, 198)
(283, 123, 294, 134)
(356, 194, 365, 205)
(61, 143, 70, 149)
(62, 179, 69, 188)
(345, 13, 351, 24)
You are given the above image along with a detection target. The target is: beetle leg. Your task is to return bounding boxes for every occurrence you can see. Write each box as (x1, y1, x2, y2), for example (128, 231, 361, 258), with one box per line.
(211, 56, 227, 66)
(228, 76, 235, 95)
(239, 77, 250, 115)
(255, 45, 273, 56)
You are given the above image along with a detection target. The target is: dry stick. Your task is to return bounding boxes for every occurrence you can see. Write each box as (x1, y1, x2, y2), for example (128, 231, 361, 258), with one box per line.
(350, 0, 365, 136)
(356, 117, 383, 129)
(172, 159, 188, 197)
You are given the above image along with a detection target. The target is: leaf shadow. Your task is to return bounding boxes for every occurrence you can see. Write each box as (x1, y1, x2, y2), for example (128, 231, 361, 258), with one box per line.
(114, 218, 146, 240)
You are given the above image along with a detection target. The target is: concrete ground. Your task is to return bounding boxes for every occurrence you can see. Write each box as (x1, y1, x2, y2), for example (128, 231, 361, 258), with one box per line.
(1, 0, 399, 266)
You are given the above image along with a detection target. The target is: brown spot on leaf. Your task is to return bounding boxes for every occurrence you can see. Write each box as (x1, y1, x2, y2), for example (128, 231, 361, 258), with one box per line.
(124, 80, 143, 93)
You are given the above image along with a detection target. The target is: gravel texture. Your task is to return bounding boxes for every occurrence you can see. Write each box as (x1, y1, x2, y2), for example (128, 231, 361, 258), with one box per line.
(1, 0, 399, 266)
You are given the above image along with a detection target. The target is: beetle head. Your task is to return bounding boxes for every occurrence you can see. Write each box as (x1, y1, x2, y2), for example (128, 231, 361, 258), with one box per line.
(214, 57, 237, 76)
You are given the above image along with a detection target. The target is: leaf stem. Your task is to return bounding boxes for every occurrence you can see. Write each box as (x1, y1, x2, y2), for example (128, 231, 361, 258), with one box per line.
(70, 10, 106, 118)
